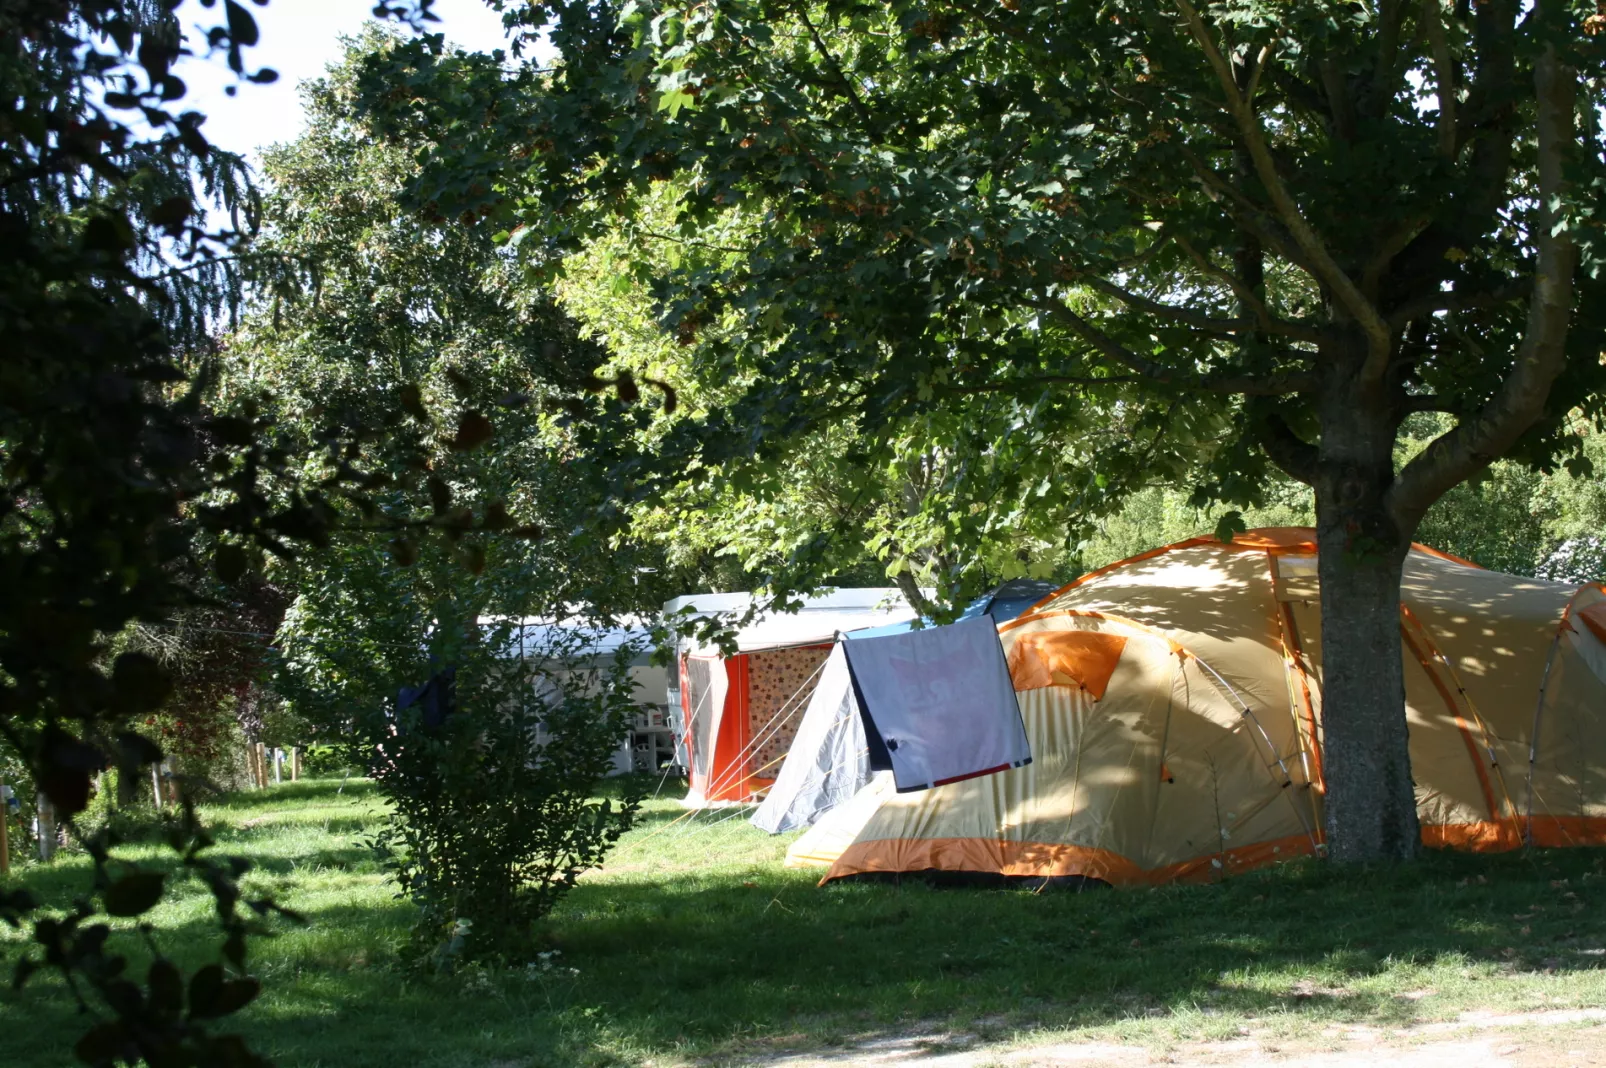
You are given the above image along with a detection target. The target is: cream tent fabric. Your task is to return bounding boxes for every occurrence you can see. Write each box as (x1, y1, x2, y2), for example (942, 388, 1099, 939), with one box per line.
(796, 529, 1606, 885)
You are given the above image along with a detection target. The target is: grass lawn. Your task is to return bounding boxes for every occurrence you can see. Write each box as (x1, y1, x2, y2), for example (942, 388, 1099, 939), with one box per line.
(4, 776, 1606, 1067)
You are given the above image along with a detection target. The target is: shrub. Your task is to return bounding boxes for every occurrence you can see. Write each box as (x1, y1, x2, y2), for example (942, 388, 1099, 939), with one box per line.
(369, 628, 642, 966)
(274, 547, 643, 964)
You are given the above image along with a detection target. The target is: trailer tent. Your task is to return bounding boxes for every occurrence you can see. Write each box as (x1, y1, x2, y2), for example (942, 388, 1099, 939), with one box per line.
(497, 617, 669, 775)
(790, 529, 1606, 885)
(667, 590, 917, 806)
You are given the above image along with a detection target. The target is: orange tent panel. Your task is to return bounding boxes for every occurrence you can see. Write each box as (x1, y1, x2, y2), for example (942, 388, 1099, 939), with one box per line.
(1008, 630, 1128, 698)
(1579, 601, 1606, 646)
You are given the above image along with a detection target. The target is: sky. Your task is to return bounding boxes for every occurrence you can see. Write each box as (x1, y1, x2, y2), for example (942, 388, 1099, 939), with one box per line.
(171, 0, 529, 164)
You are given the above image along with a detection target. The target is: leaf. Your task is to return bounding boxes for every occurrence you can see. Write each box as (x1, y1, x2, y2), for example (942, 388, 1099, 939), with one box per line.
(188, 964, 260, 1019)
(389, 538, 419, 567)
(207, 415, 254, 447)
(147, 959, 183, 1015)
(74, 1021, 129, 1066)
(224, 0, 260, 47)
(427, 476, 452, 514)
(1214, 510, 1246, 544)
(82, 213, 134, 253)
(450, 411, 493, 451)
(113, 652, 172, 713)
(148, 195, 193, 234)
(38, 725, 105, 815)
(188, 963, 223, 1016)
(104, 872, 166, 917)
(113, 731, 161, 772)
(398, 383, 427, 419)
(215, 543, 248, 584)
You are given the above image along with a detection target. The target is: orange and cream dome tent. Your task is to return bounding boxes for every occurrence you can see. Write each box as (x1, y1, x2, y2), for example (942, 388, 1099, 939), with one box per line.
(788, 528, 1606, 886)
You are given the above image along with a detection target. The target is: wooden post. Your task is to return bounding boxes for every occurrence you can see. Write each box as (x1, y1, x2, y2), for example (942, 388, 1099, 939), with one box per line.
(255, 743, 267, 788)
(150, 764, 163, 810)
(0, 774, 10, 878)
(291, 747, 301, 781)
(36, 795, 55, 862)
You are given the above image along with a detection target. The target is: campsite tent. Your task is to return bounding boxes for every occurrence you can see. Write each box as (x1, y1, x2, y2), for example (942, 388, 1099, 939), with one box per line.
(667, 590, 918, 806)
(498, 617, 669, 776)
(752, 579, 1055, 833)
(789, 529, 1606, 885)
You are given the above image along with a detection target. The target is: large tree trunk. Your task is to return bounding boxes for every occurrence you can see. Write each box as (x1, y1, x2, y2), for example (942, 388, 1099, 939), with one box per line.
(1313, 383, 1421, 862)
(1314, 517, 1419, 861)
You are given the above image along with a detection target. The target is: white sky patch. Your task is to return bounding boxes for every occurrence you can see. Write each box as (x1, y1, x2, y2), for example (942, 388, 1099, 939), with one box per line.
(170, 0, 523, 163)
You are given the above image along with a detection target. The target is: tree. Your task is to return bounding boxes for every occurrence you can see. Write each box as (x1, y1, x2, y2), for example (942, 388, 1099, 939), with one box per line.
(222, 28, 661, 957)
(0, 0, 322, 1061)
(361, 0, 1606, 861)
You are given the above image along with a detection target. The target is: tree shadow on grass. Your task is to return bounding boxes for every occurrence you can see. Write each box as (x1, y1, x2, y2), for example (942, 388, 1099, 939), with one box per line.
(12, 806, 1606, 1068)
(528, 844, 1606, 1064)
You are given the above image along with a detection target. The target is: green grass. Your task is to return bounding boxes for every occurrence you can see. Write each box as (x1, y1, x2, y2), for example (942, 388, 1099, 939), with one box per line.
(5, 776, 1606, 1066)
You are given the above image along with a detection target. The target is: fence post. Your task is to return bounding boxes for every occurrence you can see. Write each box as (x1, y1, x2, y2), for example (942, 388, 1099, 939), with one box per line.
(0, 774, 9, 878)
(150, 764, 163, 810)
(291, 747, 301, 781)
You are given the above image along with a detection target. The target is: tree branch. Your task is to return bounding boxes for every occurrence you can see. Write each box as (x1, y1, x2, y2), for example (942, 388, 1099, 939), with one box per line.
(1362, 214, 1432, 300)
(1364, 0, 1410, 120)
(1423, 0, 1458, 159)
(1389, 36, 1578, 526)
(939, 373, 1146, 396)
(1252, 404, 1320, 485)
(1174, 0, 1392, 377)
(1385, 279, 1528, 330)
(1318, 58, 1359, 143)
(1029, 296, 1318, 396)
(1079, 276, 1255, 336)
(1401, 394, 1455, 414)
(1171, 232, 1325, 343)
(795, 6, 879, 136)
(1180, 148, 1319, 274)
(638, 230, 757, 255)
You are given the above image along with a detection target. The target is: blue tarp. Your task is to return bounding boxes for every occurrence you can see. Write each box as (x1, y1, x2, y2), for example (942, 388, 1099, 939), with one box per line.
(845, 579, 1058, 640)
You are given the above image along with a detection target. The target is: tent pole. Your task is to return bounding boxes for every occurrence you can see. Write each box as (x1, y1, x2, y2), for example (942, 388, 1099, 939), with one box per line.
(1526, 623, 1566, 847)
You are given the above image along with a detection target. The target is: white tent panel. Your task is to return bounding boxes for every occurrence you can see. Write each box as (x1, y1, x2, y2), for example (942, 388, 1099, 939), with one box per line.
(750, 644, 871, 833)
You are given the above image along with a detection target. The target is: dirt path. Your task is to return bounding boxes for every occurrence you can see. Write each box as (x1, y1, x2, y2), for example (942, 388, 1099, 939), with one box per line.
(748, 1009, 1606, 1067)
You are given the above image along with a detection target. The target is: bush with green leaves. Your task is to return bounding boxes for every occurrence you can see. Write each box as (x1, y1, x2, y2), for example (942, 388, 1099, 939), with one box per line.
(274, 542, 642, 964)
